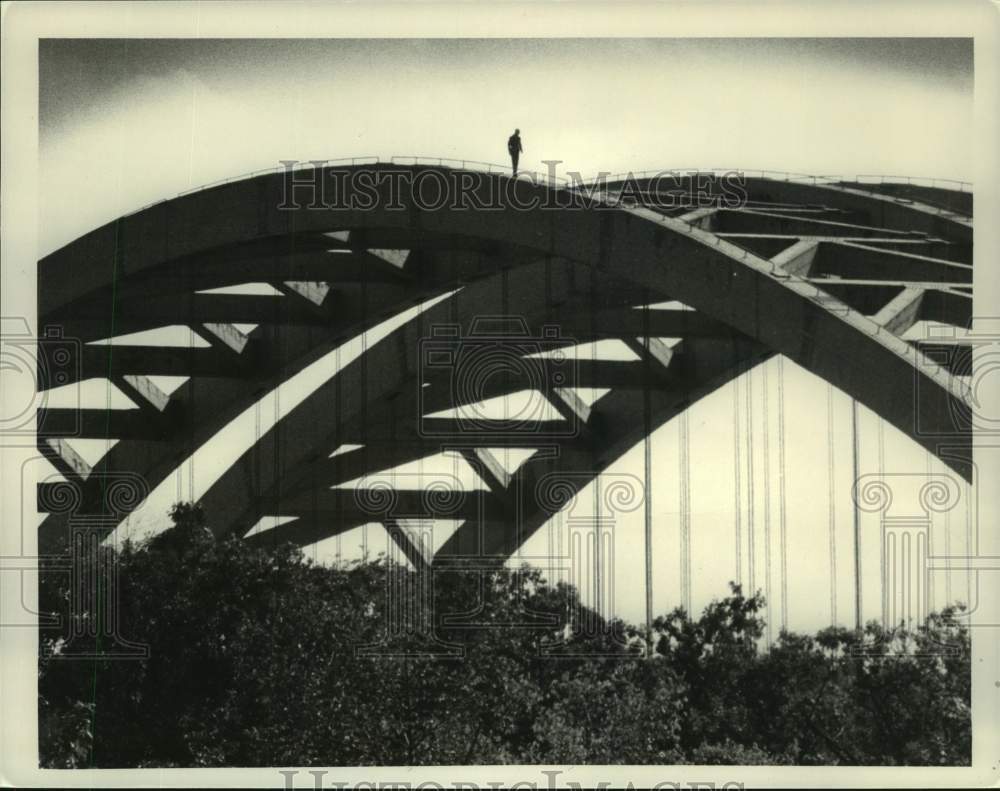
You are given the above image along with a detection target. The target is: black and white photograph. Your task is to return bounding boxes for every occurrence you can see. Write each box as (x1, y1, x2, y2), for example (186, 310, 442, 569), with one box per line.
(1, 1, 998, 788)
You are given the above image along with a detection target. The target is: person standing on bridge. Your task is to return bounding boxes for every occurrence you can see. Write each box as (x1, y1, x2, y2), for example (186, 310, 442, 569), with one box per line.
(507, 128, 523, 176)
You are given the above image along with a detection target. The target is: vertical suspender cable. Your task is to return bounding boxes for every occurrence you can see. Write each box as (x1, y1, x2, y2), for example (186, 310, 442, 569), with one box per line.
(827, 383, 837, 626)
(944, 460, 952, 608)
(762, 361, 773, 647)
(925, 447, 934, 616)
(643, 298, 654, 655)
(273, 328, 281, 533)
(587, 270, 601, 627)
(746, 368, 755, 594)
(964, 477, 972, 609)
(679, 409, 691, 614)
(878, 417, 887, 624)
(544, 255, 555, 582)
(187, 319, 195, 504)
(777, 356, 788, 632)
(360, 248, 370, 561)
(333, 344, 342, 561)
(851, 398, 862, 632)
(733, 373, 743, 586)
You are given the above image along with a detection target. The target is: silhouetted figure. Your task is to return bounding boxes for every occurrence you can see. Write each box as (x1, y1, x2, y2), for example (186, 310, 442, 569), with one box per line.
(508, 129, 523, 176)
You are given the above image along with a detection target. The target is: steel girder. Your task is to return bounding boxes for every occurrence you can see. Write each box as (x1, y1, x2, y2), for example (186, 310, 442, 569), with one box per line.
(36, 164, 974, 563)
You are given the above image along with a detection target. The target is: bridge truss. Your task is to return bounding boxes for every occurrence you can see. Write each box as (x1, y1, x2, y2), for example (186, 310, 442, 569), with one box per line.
(36, 164, 974, 588)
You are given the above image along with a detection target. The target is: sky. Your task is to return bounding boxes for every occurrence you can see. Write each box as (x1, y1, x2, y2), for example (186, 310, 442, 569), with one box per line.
(39, 37, 973, 255)
(35, 37, 977, 634)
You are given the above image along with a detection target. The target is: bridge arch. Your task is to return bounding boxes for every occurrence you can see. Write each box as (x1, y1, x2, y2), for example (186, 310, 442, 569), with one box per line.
(37, 164, 974, 561)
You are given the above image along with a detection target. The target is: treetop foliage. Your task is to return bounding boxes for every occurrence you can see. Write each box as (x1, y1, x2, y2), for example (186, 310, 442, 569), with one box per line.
(38, 503, 971, 767)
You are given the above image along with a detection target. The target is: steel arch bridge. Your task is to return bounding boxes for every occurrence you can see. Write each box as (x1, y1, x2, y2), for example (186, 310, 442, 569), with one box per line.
(36, 162, 974, 571)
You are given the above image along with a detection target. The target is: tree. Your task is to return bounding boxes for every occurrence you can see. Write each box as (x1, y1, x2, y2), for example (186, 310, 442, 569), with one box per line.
(38, 505, 972, 767)
(653, 583, 767, 753)
(526, 658, 684, 764)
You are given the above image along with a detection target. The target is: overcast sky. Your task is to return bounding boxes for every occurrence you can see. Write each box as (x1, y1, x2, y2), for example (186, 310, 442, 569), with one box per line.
(36, 38, 976, 633)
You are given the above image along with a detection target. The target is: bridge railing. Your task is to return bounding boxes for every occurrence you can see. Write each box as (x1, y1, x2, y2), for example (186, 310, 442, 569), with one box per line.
(827, 178, 971, 218)
(390, 155, 506, 173)
(173, 157, 382, 198)
(835, 176, 973, 216)
(107, 156, 967, 402)
(593, 168, 972, 191)
(595, 167, 829, 184)
(123, 156, 581, 218)
(389, 155, 572, 187)
(851, 174, 972, 191)
(590, 168, 972, 219)
(119, 160, 972, 223)
(124, 157, 383, 217)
